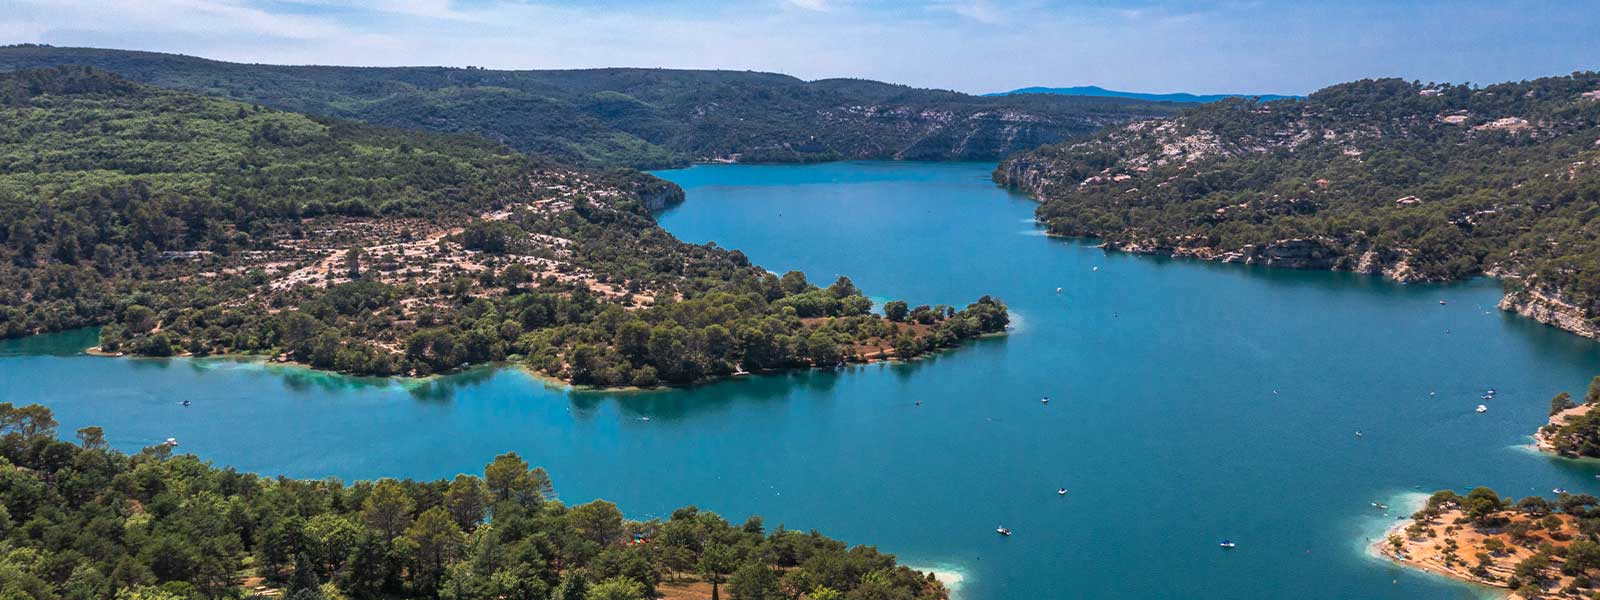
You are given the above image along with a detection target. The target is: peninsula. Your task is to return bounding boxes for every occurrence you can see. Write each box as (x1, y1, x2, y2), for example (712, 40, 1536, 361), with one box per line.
(1379, 488, 1600, 599)
(0, 67, 1007, 385)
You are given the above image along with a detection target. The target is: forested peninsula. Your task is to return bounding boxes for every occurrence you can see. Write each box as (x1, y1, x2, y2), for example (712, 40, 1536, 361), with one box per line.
(0, 403, 948, 600)
(0, 66, 1008, 385)
(997, 74, 1600, 339)
(0, 45, 1179, 169)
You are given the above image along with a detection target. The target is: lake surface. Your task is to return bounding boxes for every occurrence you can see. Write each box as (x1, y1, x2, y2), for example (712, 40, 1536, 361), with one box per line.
(7, 161, 1600, 598)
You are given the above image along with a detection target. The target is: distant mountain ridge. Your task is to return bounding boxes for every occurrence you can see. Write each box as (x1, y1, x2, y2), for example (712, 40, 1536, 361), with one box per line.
(989, 85, 1300, 103)
(0, 45, 1181, 169)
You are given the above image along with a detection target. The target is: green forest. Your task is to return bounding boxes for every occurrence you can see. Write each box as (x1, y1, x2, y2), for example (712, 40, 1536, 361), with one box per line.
(0, 45, 1178, 169)
(0, 66, 1008, 384)
(0, 403, 948, 600)
(999, 73, 1600, 331)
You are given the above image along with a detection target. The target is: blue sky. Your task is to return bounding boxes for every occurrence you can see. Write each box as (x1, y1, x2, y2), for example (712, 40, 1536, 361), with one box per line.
(4, 0, 1598, 95)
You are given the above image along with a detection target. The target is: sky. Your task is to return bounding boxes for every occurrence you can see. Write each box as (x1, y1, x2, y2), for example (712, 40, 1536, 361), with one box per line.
(4, 0, 1598, 95)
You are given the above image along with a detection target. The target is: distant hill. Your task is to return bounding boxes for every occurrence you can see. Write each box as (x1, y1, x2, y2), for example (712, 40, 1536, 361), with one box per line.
(0, 45, 1180, 168)
(989, 85, 1300, 103)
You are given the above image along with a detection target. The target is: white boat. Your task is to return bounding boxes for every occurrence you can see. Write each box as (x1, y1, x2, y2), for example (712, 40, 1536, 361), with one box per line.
(1041, 396, 1050, 404)
(1372, 502, 1389, 510)
(996, 526, 1012, 536)
(164, 437, 179, 447)
(1219, 540, 1236, 549)
(1476, 405, 1488, 413)
(1057, 488, 1068, 496)
(1555, 488, 1568, 495)
(1056, 287, 1063, 293)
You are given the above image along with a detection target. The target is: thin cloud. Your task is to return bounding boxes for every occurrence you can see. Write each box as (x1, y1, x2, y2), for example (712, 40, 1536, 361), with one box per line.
(933, 1, 1005, 25)
(14, 0, 348, 41)
(784, 0, 831, 12)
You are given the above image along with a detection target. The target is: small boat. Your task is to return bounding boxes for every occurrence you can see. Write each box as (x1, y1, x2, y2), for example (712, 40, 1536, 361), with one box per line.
(164, 437, 179, 447)
(996, 526, 1012, 536)
(1476, 405, 1488, 413)
(1056, 287, 1063, 293)
(1219, 540, 1236, 549)
(1372, 502, 1389, 510)
(1092, 266, 1099, 272)
(1355, 431, 1364, 437)
(1439, 300, 1447, 305)
(639, 417, 651, 422)
(180, 400, 191, 407)
(1041, 396, 1050, 404)
(1057, 488, 1068, 496)
(1555, 488, 1568, 495)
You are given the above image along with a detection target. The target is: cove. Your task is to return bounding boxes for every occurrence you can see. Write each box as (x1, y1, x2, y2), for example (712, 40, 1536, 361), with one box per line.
(6, 161, 1600, 599)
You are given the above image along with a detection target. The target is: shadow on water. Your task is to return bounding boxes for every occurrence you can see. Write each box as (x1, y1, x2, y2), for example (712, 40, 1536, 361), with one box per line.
(569, 367, 844, 421)
(402, 366, 502, 403)
(0, 327, 99, 357)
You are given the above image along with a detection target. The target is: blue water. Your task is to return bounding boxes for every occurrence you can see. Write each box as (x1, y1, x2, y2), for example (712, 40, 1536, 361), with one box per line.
(6, 161, 1600, 598)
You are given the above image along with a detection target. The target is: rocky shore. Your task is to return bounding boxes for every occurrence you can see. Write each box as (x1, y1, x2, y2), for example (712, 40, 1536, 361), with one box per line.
(997, 157, 1598, 340)
(1501, 286, 1600, 340)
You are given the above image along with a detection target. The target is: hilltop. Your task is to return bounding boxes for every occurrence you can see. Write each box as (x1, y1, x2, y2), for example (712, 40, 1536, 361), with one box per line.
(988, 85, 1299, 103)
(997, 74, 1600, 338)
(0, 45, 1179, 169)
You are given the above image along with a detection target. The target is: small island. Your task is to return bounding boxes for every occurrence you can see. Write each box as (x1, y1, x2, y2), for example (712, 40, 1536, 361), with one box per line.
(1534, 377, 1600, 457)
(1379, 488, 1600, 599)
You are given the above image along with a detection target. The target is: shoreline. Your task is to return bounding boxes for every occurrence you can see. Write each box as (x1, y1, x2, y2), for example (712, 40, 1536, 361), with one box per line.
(1374, 501, 1591, 598)
(1007, 182, 1598, 342)
(75, 329, 1010, 392)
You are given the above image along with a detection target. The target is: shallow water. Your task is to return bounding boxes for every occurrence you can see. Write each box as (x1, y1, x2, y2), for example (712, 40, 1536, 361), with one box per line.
(5, 161, 1599, 598)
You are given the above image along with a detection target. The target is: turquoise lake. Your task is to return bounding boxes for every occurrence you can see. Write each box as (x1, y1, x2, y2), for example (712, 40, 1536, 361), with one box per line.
(6, 161, 1600, 598)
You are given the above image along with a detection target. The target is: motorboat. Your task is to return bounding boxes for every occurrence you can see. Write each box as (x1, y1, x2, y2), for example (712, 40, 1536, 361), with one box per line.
(996, 526, 1012, 536)
(1219, 540, 1236, 549)
(1476, 405, 1488, 413)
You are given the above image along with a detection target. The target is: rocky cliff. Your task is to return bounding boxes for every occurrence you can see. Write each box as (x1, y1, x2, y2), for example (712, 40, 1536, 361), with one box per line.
(1500, 285, 1600, 340)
